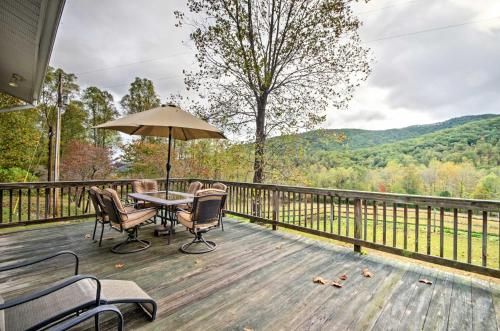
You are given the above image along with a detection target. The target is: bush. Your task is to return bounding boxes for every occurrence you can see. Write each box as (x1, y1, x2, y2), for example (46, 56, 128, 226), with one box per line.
(0, 167, 37, 183)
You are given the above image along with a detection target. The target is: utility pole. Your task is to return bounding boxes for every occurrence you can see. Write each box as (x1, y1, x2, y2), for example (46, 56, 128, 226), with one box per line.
(51, 71, 63, 217)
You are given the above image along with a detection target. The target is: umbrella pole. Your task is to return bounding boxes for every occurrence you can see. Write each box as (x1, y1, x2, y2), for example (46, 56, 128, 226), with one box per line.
(166, 127, 172, 199)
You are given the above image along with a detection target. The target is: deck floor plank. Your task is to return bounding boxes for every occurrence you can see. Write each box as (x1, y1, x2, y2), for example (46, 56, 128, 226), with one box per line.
(0, 219, 498, 331)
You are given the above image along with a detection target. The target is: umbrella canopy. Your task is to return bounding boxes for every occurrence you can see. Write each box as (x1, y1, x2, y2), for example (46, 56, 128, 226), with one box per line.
(95, 104, 225, 197)
(95, 104, 226, 140)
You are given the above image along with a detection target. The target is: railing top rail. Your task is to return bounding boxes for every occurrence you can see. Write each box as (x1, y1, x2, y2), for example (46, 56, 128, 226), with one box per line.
(189, 178, 500, 211)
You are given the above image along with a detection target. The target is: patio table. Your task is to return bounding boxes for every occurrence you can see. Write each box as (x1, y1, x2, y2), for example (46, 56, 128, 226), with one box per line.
(128, 190, 194, 239)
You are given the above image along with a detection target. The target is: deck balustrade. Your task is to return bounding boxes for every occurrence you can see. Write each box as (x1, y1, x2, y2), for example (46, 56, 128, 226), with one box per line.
(1, 178, 498, 277)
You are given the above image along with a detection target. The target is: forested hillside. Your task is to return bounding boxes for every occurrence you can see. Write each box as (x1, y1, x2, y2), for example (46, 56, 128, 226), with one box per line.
(303, 115, 499, 169)
(286, 114, 498, 152)
(0, 67, 498, 200)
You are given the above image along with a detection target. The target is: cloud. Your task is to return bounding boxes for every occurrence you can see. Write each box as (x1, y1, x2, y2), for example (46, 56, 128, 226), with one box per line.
(50, 0, 500, 129)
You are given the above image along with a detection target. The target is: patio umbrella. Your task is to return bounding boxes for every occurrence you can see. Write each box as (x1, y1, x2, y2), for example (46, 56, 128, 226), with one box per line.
(95, 104, 226, 196)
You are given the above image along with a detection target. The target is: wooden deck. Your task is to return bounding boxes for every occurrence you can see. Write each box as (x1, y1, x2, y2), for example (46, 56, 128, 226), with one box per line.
(0, 219, 499, 330)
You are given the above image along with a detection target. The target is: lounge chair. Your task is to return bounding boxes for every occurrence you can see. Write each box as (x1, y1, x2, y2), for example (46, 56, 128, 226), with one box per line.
(177, 189, 227, 254)
(100, 188, 157, 254)
(0, 251, 156, 330)
(88, 186, 108, 247)
(211, 182, 228, 231)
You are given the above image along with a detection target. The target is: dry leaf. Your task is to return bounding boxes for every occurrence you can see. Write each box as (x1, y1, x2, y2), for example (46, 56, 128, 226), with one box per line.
(419, 279, 433, 285)
(84, 234, 91, 239)
(339, 274, 348, 281)
(362, 268, 373, 278)
(331, 281, 343, 288)
(115, 263, 125, 269)
(313, 276, 328, 285)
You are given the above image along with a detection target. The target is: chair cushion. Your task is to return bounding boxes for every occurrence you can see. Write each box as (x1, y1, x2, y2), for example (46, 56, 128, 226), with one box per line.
(212, 182, 227, 191)
(177, 211, 218, 231)
(195, 188, 226, 197)
(103, 188, 127, 214)
(122, 208, 157, 230)
(187, 181, 203, 195)
(132, 180, 158, 193)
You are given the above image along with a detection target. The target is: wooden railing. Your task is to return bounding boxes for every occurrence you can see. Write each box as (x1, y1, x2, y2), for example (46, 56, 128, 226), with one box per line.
(186, 178, 500, 278)
(1, 178, 499, 277)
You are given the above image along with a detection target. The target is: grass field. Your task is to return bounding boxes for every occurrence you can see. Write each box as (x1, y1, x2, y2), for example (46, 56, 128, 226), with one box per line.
(233, 199, 499, 270)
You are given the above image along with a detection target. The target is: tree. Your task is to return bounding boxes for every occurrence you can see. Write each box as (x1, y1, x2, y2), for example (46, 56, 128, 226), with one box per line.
(120, 77, 161, 114)
(82, 86, 119, 148)
(61, 100, 87, 154)
(60, 140, 113, 180)
(121, 141, 168, 178)
(176, 0, 370, 182)
(0, 93, 41, 175)
(472, 173, 500, 200)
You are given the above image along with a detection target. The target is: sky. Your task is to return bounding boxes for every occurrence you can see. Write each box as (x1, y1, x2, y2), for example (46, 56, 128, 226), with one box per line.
(50, 0, 500, 131)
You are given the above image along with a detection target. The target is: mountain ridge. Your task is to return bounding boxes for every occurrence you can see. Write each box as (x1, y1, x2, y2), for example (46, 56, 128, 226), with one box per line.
(273, 113, 499, 152)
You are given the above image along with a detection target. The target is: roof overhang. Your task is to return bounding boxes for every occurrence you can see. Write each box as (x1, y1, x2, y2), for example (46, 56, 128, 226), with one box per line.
(0, 0, 65, 104)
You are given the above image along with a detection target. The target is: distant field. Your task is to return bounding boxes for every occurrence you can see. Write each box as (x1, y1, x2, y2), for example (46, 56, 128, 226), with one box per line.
(244, 201, 499, 270)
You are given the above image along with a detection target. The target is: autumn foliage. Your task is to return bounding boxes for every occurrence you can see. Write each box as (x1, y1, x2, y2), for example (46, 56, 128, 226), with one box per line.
(61, 140, 113, 180)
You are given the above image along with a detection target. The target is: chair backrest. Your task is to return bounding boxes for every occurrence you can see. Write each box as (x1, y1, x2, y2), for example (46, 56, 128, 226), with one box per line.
(132, 180, 158, 193)
(187, 181, 203, 195)
(88, 186, 105, 218)
(191, 189, 226, 225)
(100, 188, 128, 229)
(212, 182, 227, 191)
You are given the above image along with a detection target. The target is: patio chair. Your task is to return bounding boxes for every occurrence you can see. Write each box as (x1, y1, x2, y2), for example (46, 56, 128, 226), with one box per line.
(177, 181, 203, 212)
(187, 181, 203, 194)
(88, 186, 108, 247)
(177, 189, 227, 254)
(132, 179, 159, 209)
(100, 188, 157, 254)
(0, 251, 156, 331)
(212, 182, 228, 231)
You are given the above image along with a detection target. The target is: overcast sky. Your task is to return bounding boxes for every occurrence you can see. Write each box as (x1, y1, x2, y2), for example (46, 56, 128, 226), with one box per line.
(50, 0, 500, 130)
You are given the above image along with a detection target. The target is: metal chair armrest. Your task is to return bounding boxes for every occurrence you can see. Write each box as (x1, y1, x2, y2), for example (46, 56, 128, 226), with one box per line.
(49, 304, 124, 331)
(0, 250, 79, 275)
(0, 275, 101, 311)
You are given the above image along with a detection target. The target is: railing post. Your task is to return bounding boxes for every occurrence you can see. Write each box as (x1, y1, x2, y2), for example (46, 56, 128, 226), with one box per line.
(354, 198, 362, 253)
(272, 190, 279, 231)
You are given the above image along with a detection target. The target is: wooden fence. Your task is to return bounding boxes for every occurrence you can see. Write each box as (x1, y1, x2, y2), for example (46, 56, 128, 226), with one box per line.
(0, 178, 498, 277)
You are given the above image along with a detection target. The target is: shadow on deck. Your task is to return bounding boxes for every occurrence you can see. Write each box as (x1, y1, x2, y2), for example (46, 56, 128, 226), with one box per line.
(0, 219, 498, 330)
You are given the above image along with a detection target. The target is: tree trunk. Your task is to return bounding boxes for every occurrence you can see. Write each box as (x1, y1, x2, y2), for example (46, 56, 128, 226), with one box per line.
(253, 95, 267, 183)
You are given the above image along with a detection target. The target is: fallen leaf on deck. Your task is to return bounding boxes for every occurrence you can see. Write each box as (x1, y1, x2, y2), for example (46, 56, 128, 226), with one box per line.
(339, 274, 348, 281)
(115, 263, 125, 269)
(419, 279, 432, 285)
(84, 234, 91, 239)
(313, 276, 328, 284)
(331, 281, 343, 288)
(362, 268, 373, 278)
